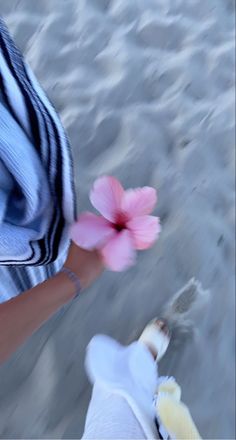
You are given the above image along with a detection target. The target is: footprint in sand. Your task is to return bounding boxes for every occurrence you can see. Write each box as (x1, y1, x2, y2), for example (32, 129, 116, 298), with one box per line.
(137, 16, 185, 51)
(162, 278, 210, 345)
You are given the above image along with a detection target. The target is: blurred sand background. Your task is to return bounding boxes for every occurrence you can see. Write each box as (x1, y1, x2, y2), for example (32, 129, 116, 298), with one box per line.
(0, 0, 235, 438)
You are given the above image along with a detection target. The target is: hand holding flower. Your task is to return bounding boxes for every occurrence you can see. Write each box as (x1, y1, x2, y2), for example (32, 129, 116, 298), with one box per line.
(70, 176, 160, 271)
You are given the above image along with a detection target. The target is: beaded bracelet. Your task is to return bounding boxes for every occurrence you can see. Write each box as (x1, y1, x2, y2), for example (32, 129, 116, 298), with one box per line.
(61, 267, 81, 299)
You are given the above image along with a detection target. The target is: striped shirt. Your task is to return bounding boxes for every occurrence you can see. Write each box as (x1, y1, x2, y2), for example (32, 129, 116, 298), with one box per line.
(0, 18, 76, 301)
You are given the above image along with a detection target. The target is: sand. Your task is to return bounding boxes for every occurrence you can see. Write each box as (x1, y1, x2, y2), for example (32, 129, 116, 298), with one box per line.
(0, 0, 235, 438)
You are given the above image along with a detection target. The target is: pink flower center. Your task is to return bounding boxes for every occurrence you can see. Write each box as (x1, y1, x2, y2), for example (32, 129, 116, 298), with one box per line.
(113, 212, 128, 232)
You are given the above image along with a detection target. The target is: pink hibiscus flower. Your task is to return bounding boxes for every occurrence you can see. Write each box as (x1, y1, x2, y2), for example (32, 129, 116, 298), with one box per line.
(70, 176, 161, 271)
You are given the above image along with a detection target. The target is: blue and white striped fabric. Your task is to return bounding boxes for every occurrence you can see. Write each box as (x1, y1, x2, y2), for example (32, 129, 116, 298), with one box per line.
(0, 18, 76, 302)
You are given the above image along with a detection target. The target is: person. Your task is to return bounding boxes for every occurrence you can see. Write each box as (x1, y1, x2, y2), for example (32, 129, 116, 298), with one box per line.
(82, 319, 202, 440)
(0, 19, 102, 363)
(1, 20, 201, 439)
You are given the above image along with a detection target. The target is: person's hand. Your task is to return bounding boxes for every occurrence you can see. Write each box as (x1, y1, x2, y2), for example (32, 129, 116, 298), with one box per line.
(64, 242, 104, 289)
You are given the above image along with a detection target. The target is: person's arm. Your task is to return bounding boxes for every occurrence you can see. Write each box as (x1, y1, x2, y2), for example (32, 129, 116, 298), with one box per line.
(0, 243, 103, 364)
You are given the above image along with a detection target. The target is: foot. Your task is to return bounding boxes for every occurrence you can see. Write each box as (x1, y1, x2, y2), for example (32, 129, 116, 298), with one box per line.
(139, 318, 171, 362)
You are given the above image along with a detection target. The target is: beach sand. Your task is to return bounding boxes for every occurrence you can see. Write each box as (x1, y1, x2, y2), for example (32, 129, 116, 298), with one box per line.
(0, 0, 235, 438)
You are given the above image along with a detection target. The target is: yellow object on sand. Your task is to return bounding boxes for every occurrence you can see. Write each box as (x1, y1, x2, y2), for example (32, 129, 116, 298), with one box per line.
(156, 379, 202, 440)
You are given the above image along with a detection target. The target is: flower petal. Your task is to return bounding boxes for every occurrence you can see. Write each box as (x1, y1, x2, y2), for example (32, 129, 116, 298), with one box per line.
(101, 230, 136, 271)
(70, 212, 115, 250)
(90, 176, 124, 222)
(127, 215, 161, 250)
(122, 187, 157, 218)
